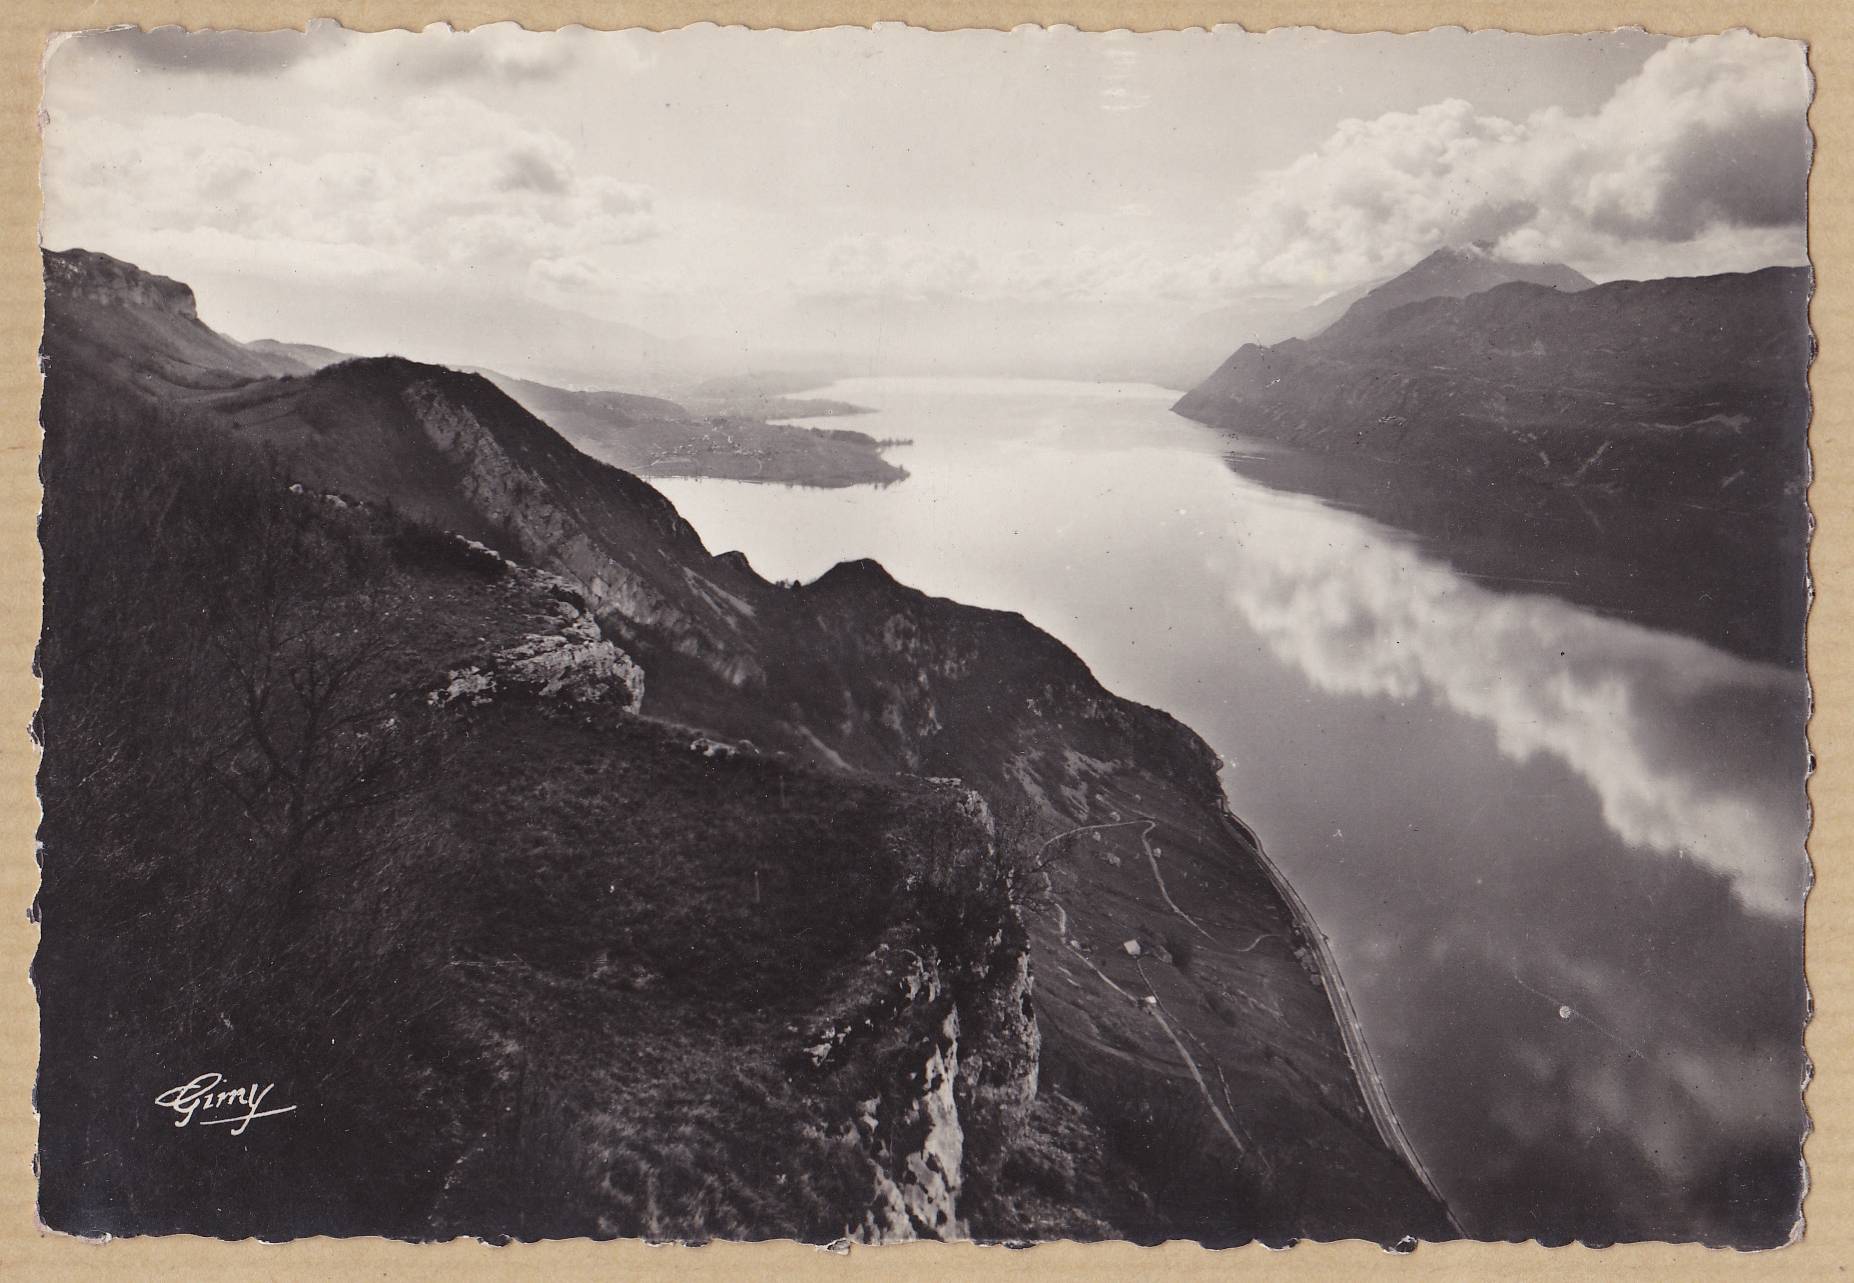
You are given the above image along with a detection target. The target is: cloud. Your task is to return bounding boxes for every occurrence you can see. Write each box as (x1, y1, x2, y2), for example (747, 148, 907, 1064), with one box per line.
(499, 145, 571, 195)
(355, 23, 590, 86)
(37, 25, 1813, 364)
(1206, 30, 1811, 294)
(790, 32, 1810, 310)
(42, 92, 660, 308)
(65, 21, 592, 88)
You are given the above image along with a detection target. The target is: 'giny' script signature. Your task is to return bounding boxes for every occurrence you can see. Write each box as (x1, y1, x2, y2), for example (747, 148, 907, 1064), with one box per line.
(154, 1073, 297, 1136)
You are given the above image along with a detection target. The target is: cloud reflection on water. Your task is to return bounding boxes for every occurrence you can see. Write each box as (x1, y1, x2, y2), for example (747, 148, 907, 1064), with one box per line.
(1204, 483, 1808, 917)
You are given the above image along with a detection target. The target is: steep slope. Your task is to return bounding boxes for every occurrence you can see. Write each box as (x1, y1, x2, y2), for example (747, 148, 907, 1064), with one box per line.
(1171, 243, 1585, 391)
(1180, 267, 1807, 454)
(39, 247, 1456, 1242)
(1175, 267, 1812, 664)
(1170, 281, 1378, 390)
(225, 347, 897, 488)
(1319, 243, 1592, 338)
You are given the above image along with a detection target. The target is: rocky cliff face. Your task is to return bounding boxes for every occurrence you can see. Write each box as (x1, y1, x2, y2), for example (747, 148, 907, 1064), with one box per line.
(44, 246, 199, 317)
(796, 782, 1041, 1241)
(397, 374, 739, 668)
(41, 246, 286, 388)
(429, 558, 646, 711)
(806, 939, 1033, 1242)
(807, 930, 1041, 1243)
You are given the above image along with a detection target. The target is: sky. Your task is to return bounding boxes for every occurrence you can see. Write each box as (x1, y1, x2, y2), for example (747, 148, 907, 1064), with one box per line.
(41, 23, 1813, 386)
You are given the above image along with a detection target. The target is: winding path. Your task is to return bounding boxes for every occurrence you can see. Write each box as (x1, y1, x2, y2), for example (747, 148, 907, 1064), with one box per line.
(1047, 889, 1245, 1157)
(1041, 817, 1242, 1162)
(1036, 817, 1150, 859)
(1040, 817, 1213, 942)
(1134, 820, 1214, 941)
(1134, 958, 1249, 1154)
(1040, 810, 1460, 1231)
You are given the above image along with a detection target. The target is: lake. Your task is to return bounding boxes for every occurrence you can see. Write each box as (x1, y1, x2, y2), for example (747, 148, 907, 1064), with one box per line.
(652, 375, 1811, 1241)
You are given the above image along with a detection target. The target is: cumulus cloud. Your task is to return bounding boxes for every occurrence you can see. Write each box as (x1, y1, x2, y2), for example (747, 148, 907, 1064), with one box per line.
(1207, 30, 1811, 294)
(499, 145, 571, 195)
(42, 92, 659, 308)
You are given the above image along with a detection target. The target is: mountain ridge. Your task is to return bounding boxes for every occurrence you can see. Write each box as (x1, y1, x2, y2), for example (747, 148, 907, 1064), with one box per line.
(1173, 263, 1812, 664)
(1169, 243, 1591, 392)
(1320, 243, 1593, 339)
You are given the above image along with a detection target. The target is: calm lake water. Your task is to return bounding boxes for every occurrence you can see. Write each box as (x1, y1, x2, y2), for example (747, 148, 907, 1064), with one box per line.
(653, 376, 1811, 1241)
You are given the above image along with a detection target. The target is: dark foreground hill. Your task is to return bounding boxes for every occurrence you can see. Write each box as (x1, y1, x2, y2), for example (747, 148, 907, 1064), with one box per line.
(36, 249, 1454, 1243)
(1175, 266, 1813, 666)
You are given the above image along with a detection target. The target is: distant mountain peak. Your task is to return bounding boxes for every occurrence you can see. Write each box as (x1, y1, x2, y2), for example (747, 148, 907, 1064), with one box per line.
(1321, 244, 1594, 338)
(1396, 239, 1589, 283)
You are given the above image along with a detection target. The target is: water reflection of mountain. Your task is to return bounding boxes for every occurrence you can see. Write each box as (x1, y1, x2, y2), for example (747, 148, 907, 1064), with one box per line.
(1221, 445, 1807, 670)
(1178, 266, 1813, 668)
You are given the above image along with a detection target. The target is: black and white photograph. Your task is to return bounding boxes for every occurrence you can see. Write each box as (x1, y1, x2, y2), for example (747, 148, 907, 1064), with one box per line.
(33, 21, 1813, 1248)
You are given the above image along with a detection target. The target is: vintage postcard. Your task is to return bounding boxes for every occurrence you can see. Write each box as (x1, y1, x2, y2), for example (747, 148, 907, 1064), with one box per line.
(32, 21, 1812, 1249)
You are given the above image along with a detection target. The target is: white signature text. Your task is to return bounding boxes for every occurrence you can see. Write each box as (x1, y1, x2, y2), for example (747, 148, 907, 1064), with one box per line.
(154, 1073, 297, 1136)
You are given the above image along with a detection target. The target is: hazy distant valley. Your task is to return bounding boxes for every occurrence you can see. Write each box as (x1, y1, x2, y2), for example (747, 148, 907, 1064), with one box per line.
(227, 324, 906, 491)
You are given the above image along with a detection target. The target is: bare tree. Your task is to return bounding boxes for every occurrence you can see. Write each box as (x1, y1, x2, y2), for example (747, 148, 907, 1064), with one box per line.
(203, 497, 421, 901)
